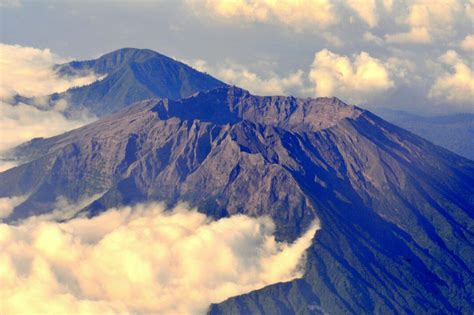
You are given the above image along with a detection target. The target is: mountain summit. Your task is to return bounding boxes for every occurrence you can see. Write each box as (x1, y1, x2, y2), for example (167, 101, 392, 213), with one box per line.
(52, 48, 226, 116)
(2, 86, 473, 313)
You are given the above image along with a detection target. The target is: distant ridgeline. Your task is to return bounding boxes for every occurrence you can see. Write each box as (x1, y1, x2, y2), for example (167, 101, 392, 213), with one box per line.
(52, 48, 226, 117)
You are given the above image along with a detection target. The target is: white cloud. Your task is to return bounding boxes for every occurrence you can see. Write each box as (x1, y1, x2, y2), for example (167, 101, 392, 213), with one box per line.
(308, 49, 394, 103)
(0, 101, 95, 154)
(0, 160, 18, 172)
(0, 44, 100, 171)
(466, 0, 474, 21)
(385, 0, 463, 44)
(192, 59, 305, 96)
(460, 34, 474, 51)
(21, 193, 108, 223)
(186, 0, 338, 30)
(382, 0, 393, 11)
(0, 195, 27, 219)
(385, 26, 431, 44)
(346, 0, 378, 28)
(428, 50, 474, 106)
(0, 202, 319, 314)
(363, 31, 384, 45)
(0, 43, 101, 100)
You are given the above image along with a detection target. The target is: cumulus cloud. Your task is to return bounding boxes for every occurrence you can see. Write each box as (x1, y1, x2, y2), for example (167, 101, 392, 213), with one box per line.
(19, 193, 108, 223)
(460, 34, 474, 51)
(0, 43, 100, 100)
(428, 50, 474, 107)
(0, 44, 100, 171)
(346, 0, 378, 28)
(385, 0, 463, 44)
(0, 195, 27, 219)
(0, 202, 319, 314)
(385, 26, 431, 44)
(186, 0, 469, 45)
(192, 59, 305, 96)
(0, 101, 95, 153)
(308, 49, 394, 103)
(186, 0, 337, 30)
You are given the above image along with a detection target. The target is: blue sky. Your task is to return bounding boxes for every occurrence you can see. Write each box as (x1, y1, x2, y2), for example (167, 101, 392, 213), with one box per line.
(1, 0, 473, 114)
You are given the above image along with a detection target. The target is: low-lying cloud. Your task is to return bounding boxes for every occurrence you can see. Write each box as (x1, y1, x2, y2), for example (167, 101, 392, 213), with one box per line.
(0, 195, 27, 219)
(0, 101, 95, 153)
(0, 43, 100, 100)
(0, 202, 320, 314)
(0, 44, 101, 170)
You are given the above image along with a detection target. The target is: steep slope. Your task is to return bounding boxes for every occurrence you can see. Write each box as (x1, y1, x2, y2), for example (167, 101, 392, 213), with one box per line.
(1, 86, 473, 313)
(52, 48, 226, 116)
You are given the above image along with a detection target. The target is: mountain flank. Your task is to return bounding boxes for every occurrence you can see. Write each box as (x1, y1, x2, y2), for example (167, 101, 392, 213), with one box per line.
(52, 47, 226, 116)
(2, 86, 473, 314)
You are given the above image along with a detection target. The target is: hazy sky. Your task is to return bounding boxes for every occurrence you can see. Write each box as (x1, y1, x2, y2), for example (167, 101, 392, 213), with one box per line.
(1, 0, 473, 114)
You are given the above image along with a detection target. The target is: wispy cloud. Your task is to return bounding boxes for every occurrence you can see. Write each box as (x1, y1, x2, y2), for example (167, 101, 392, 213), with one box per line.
(0, 44, 101, 170)
(0, 101, 95, 153)
(186, 0, 337, 30)
(0, 195, 27, 219)
(0, 202, 320, 314)
(0, 43, 100, 100)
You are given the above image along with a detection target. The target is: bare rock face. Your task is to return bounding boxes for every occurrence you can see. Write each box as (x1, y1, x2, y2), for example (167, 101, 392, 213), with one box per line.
(1, 86, 473, 314)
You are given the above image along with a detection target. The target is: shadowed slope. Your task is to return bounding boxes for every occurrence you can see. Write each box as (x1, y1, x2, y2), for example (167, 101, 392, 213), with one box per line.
(52, 48, 226, 116)
(1, 86, 473, 313)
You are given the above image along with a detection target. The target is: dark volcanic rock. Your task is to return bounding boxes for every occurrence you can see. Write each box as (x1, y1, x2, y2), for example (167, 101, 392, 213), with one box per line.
(1, 86, 473, 314)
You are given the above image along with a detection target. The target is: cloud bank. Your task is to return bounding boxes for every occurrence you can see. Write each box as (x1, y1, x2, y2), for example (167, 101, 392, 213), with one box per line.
(182, 0, 473, 112)
(0, 44, 100, 169)
(192, 59, 304, 96)
(429, 50, 474, 106)
(187, 0, 471, 42)
(0, 43, 99, 100)
(460, 35, 474, 51)
(385, 0, 462, 44)
(190, 45, 471, 111)
(186, 0, 337, 30)
(309, 49, 394, 103)
(0, 202, 319, 314)
(0, 101, 95, 153)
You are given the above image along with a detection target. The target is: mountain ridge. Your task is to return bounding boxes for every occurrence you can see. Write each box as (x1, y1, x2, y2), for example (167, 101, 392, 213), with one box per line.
(50, 47, 226, 116)
(2, 86, 473, 313)
(0, 87, 474, 314)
